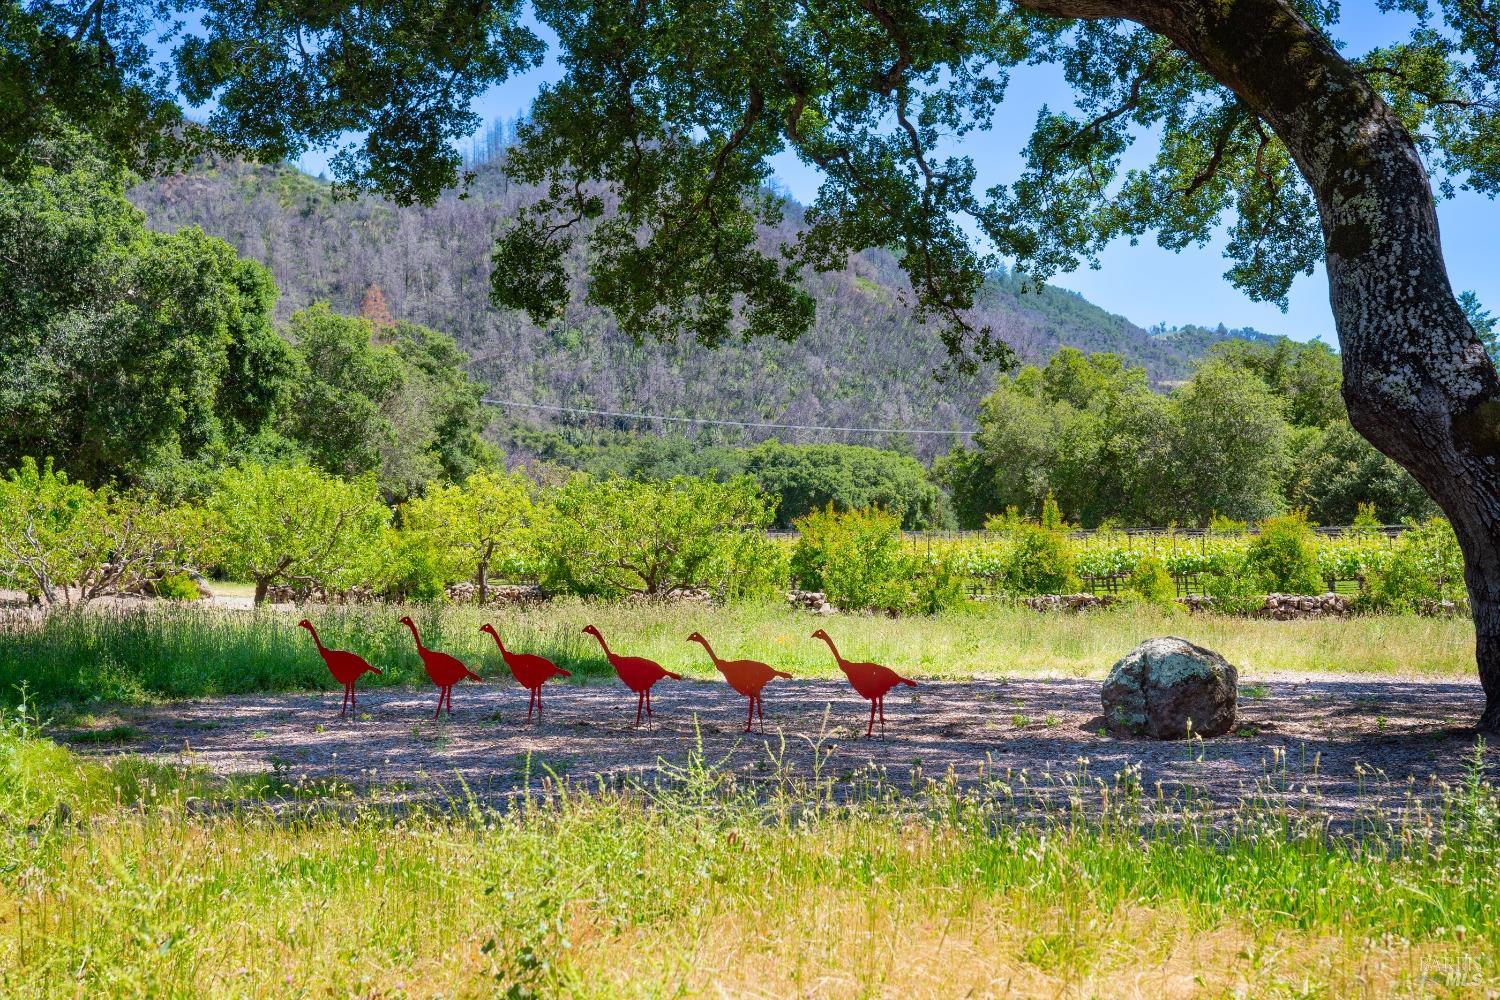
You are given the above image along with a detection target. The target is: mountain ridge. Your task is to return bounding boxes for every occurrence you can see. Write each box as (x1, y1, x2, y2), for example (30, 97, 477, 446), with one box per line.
(128, 156, 1290, 458)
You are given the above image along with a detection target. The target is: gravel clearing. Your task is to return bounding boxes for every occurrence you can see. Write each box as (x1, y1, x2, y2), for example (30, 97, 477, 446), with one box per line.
(61, 673, 1499, 822)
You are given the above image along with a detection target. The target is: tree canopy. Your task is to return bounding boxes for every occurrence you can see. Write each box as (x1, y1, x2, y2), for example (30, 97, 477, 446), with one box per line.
(0, 132, 296, 487)
(0, 139, 494, 498)
(941, 341, 1435, 527)
(8, 0, 1496, 364)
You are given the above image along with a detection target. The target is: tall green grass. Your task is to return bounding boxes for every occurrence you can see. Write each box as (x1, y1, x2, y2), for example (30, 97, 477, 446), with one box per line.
(3, 720, 1499, 994)
(1, 598, 1477, 708)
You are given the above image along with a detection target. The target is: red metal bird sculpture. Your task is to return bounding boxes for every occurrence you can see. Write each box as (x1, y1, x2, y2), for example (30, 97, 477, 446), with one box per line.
(582, 624, 682, 725)
(480, 623, 570, 722)
(811, 629, 917, 737)
(298, 619, 381, 718)
(400, 615, 480, 719)
(687, 631, 791, 732)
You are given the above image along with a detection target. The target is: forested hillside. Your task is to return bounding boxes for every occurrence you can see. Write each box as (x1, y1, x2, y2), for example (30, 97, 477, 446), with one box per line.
(129, 152, 1282, 459)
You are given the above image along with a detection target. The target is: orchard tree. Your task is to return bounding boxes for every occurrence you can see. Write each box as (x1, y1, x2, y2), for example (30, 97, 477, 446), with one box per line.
(0, 457, 212, 603)
(0, 457, 96, 603)
(399, 468, 533, 603)
(208, 462, 388, 604)
(536, 475, 775, 597)
(10, 1, 1500, 723)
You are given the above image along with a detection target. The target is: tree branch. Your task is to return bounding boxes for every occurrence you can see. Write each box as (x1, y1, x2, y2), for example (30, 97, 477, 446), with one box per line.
(1175, 105, 1247, 198)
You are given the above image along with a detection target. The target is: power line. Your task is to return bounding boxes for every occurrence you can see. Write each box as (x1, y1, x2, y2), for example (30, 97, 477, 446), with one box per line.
(480, 398, 977, 436)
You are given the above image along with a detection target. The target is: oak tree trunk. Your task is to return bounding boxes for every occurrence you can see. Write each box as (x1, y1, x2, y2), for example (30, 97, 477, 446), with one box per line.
(1023, 0, 1500, 726)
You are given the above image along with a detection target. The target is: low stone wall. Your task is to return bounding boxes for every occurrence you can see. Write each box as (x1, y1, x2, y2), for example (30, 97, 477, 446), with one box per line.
(781, 588, 1465, 619)
(1025, 592, 1356, 618)
(264, 583, 379, 605)
(1258, 592, 1352, 619)
(1023, 593, 1117, 612)
(786, 590, 837, 615)
(620, 587, 715, 606)
(445, 582, 551, 607)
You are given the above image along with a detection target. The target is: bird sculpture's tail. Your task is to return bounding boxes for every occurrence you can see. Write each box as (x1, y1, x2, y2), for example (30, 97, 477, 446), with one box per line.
(664, 669, 684, 681)
(773, 670, 793, 680)
(900, 675, 917, 687)
(555, 666, 572, 678)
(465, 667, 482, 681)
(369, 666, 384, 675)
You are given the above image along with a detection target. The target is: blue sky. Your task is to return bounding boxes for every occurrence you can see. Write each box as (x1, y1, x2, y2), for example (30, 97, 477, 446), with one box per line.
(291, 5, 1497, 344)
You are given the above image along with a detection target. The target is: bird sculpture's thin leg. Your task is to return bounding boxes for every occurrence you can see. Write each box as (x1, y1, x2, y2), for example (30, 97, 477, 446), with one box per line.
(866, 700, 877, 737)
(646, 687, 653, 717)
(340, 685, 348, 719)
(635, 691, 645, 726)
(537, 686, 544, 720)
(745, 696, 754, 733)
(447, 686, 455, 715)
(879, 697, 887, 737)
(351, 684, 358, 716)
(758, 696, 765, 722)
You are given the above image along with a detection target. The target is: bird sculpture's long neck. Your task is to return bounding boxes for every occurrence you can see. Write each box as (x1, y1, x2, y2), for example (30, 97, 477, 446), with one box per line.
(588, 630, 613, 660)
(304, 625, 326, 652)
(403, 620, 425, 653)
(691, 636, 720, 666)
(817, 634, 847, 669)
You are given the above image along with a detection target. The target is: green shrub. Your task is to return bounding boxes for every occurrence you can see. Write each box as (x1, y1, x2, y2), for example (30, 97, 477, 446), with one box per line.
(1125, 555, 1175, 606)
(1363, 549, 1439, 612)
(1202, 553, 1267, 615)
(154, 572, 201, 601)
(1351, 501, 1383, 535)
(1039, 491, 1066, 531)
(1402, 516, 1465, 600)
(713, 532, 791, 601)
(885, 552, 969, 615)
(1361, 517, 1465, 612)
(791, 506, 905, 610)
(1002, 523, 1078, 596)
(1244, 511, 1322, 594)
(1208, 514, 1249, 536)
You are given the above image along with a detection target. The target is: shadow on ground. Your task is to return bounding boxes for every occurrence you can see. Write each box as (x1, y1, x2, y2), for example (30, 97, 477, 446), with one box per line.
(60, 676, 1497, 821)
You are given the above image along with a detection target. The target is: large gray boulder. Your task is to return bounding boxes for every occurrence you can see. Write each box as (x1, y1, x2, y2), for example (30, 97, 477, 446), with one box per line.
(1102, 637, 1237, 739)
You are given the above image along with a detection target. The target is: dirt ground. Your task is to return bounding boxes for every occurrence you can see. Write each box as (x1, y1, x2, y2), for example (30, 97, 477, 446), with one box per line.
(62, 673, 1498, 822)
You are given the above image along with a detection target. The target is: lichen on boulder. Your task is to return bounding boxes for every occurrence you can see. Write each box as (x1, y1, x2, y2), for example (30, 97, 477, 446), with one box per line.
(1102, 636, 1238, 739)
